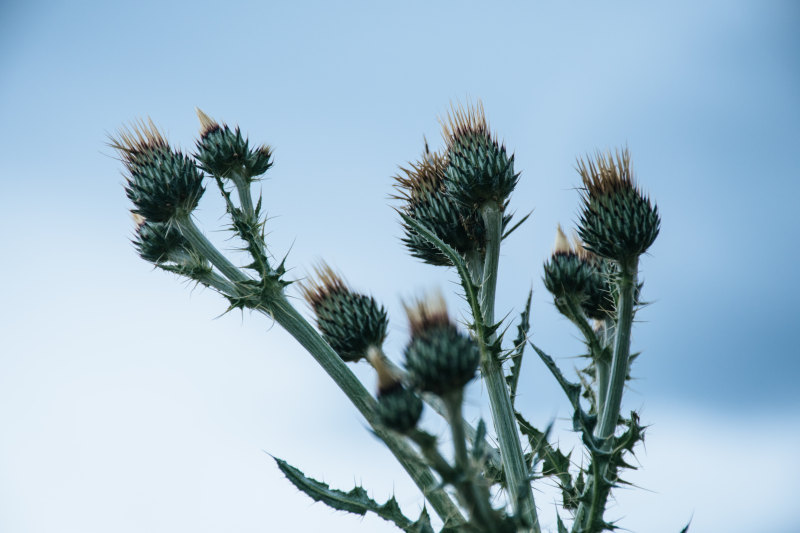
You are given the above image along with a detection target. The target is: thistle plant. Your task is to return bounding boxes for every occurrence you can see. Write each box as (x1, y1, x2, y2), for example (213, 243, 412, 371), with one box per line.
(112, 103, 677, 532)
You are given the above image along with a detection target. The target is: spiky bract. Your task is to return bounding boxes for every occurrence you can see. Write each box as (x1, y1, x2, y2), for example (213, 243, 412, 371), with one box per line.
(441, 102, 518, 207)
(301, 265, 388, 363)
(376, 382, 423, 433)
(577, 149, 660, 263)
(195, 109, 273, 180)
(132, 215, 211, 276)
(544, 227, 614, 321)
(403, 294, 479, 396)
(112, 119, 205, 222)
(395, 147, 487, 266)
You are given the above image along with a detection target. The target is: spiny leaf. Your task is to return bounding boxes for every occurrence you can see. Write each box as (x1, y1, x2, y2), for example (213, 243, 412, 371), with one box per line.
(407, 507, 435, 533)
(506, 289, 532, 405)
(274, 456, 419, 531)
(530, 342, 601, 451)
(515, 412, 579, 509)
(501, 209, 532, 240)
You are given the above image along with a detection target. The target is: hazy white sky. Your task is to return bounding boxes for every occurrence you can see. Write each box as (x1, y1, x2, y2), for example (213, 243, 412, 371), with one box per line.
(1, 1, 798, 531)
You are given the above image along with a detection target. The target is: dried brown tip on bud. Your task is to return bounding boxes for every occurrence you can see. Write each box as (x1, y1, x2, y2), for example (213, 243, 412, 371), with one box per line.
(403, 291, 451, 338)
(131, 212, 146, 228)
(195, 108, 220, 137)
(572, 235, 598, 263)
(299, 262, 348, 307)
(110, 118, 168, 156)
(392, 149, 448, 203)
(553, 224, 572, 255)
(439, 100, 490, 147)
(577, 147, 635, 197)
(367, 346, 402, 393)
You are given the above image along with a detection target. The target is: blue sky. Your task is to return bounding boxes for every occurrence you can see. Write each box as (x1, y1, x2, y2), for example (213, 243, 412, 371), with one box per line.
(1, 1, 798, 532)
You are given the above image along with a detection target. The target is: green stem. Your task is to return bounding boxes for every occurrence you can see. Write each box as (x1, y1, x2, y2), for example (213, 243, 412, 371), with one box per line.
(231, 172, 255, 216)
(266, 296, 466, 525)
(584, 458, 606, 533)
(422, 392, 503, 473)
(595, 257, 638, 440)
(465, 250, 484, 286)
(479, 204, 540, 532)
(176, 218, 464, 525)
(444, 391, 498, 531)
(596, 322, 613, 418)
(176, 217, 250, 283)
(563, 297, 604, 360)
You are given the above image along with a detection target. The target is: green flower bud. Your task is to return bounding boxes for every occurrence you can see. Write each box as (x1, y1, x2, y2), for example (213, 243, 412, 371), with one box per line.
(544, 226, 615, 321)
(301, 264, 388, 363)
(112, 119, 205, 223)
(376, 383, 423, 434)
(194, 109, 273, 179)
(441, 101, 518, 208)
(403, 294, 479, 396)
(132, 214, 211, 275)
(577, 149, 660, 263)
(394, 146, 487, 266)
(367, 347, 422, 433)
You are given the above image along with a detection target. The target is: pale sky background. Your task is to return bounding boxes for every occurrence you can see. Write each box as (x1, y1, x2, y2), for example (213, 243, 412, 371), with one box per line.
(1, 1, 799, 532)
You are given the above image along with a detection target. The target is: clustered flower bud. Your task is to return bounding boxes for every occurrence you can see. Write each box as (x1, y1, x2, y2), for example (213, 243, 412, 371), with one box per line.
(194, 109, 273, 180)
(403, 294, 480, 396)
(577, 148, 660, 263)
(441, 101, 518, 208)
(112, 119, 205, 223)
(544, 226, 614, 321)
(301, 265, 388, 363)
(394, 146, 487, 266)
(369, 349, 423, 434)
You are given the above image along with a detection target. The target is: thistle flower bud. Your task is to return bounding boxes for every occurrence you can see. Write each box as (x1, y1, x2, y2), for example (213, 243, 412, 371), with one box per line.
(300, 265, 388, 363)
(403, 293, 479, 396)
(132, 215, 210, 274)
(544, 226, 593, 299)
(394, 146, 487, 266)
(194, 109, 273, 179)
(369, 348, 423, 433)
(112, 119, 205, 223)
(376, 384, 424, 433)
(441, 101, 518, 207)
(544, 226, 614, 320)
(576, 148, 660, 263)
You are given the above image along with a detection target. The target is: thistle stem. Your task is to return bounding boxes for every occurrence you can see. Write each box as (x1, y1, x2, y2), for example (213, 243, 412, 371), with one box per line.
(595, 257, 638, 440)
(175, 216, 250, 283)
(267, 296, 466, 525)
(175, 218, 465, 525)
(596, 322, 614, 418)
(479, 204, 540, 532)
(232, 173, 255, 216)
(444, 390, 498, 531)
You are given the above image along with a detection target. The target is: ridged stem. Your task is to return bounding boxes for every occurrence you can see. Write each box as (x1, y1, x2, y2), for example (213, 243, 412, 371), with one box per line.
(267, 297, 465, 524)
(479, 204, 540, 532)
(178, 213, 465, 525)
(231, 172, 255, 216)
(595, 257, 638, 440)
(444, 390, 498, 531)
(175, 217, 250, 283)
(596, 322, 613, 417)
